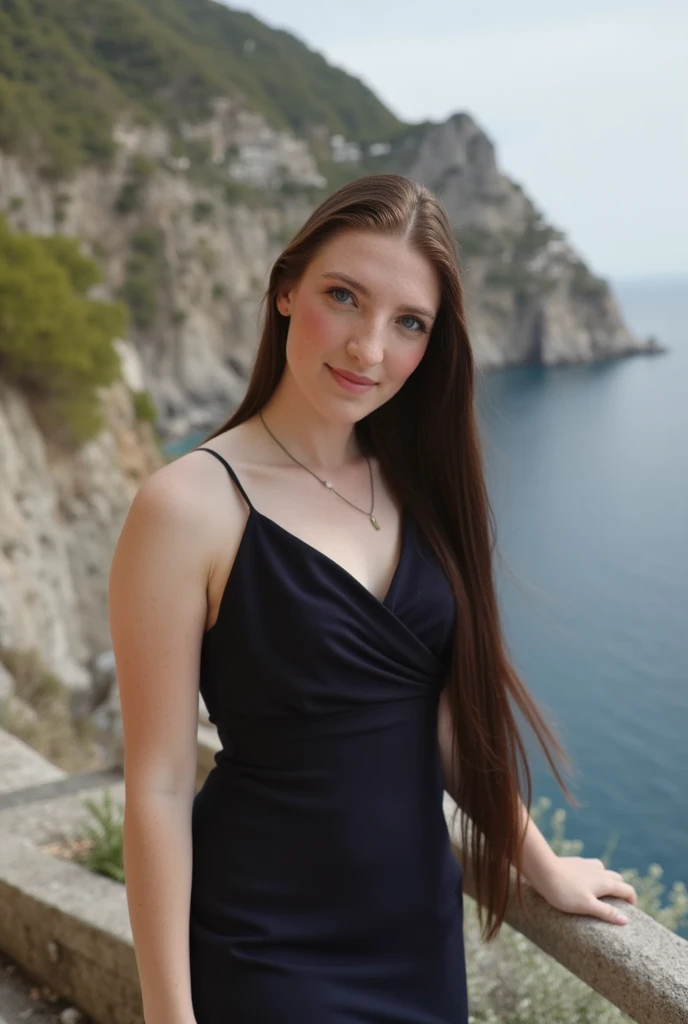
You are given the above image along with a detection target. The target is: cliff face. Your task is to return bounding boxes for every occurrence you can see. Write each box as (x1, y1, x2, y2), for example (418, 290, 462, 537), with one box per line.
(0, 109, 313, 441)
(0, 375, 161, 694)
(0, 8, 657, 699)
(0, 106, 652, 443)
(389, 113, 640, 367)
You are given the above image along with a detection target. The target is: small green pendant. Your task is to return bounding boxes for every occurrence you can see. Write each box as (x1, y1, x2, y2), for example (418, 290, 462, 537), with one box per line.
(370, 515, 381, 530)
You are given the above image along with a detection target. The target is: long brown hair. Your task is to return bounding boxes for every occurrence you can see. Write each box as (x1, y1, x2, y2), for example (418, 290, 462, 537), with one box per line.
(201, 172, 578, 942)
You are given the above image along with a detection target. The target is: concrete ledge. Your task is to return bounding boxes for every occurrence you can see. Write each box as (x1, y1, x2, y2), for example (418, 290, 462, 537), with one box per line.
(0, 834, 142, 1024)
(447, 800, 688, 1024)
(1, 726, 685, 1024)
(0, 730, 64, 795)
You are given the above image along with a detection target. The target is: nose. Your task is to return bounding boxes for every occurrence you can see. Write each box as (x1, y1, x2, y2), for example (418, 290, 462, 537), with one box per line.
(345, 319, 386, 367)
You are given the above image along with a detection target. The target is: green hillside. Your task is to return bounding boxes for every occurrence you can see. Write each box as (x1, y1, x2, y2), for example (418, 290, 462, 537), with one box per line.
(0, 0, 404, 179)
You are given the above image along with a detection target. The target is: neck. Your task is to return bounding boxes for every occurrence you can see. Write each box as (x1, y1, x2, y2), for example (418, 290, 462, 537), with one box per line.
(259, 367, 362, 473)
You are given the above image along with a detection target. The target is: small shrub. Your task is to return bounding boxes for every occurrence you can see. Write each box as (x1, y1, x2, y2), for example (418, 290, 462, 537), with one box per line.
(212, 281, 226, 300)
(119, 272, 158, 329)
(571, 262, 607, 301)
(454, 226, 501, 261)
(74, 789, 125, 883)
(193, 199, 214, 223)
(119, 227, 167, 329)
(114, 155, 157, 215)
(130, 226, 164, 258)
(223, 179, 263, 208)
(186, 139, 212, 166)
(465, 797, 688, 1023)
(114, 182, 141, 215)
(131, 388, 157, 423)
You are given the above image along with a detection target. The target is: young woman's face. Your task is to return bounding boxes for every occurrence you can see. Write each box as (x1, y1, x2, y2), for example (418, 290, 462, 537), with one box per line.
(277, 229, 441, 423)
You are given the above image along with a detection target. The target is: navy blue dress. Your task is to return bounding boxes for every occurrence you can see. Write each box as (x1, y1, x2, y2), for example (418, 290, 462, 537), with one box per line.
(189, 447, 469, 1023)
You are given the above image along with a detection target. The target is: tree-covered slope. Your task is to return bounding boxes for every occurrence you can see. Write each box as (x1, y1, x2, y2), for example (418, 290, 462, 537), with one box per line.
(0, 0, 403, 178)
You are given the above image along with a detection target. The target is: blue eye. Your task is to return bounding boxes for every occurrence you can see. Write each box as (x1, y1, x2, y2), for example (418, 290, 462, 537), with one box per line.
(327, 287, 427, 334)
(400, 315, 428, 334)
(328, 287, 353, 304)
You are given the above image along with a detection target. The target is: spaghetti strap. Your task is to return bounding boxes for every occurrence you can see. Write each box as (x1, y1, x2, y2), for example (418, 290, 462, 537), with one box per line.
(194, 447, 254, 511)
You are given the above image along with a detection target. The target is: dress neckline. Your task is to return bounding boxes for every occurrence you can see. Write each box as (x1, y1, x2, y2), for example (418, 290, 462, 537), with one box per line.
(251, 504, 408, 610)
(204, 506, 409, 640)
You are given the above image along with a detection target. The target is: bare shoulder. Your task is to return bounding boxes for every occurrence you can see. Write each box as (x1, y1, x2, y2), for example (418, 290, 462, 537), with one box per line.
(108, 442, 249, 795)
(121, 440, 248, 556)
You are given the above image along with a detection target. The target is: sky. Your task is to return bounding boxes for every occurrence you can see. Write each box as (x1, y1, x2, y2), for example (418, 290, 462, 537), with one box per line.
(230, 0, 687, 279)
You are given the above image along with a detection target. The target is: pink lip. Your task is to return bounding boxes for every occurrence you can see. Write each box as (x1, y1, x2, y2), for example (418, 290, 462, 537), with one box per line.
(327, 365, 378, 392)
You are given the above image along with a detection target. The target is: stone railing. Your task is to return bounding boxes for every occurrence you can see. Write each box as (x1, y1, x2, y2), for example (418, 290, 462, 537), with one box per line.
(0, 725, 686, 1024)
(446, 794, 688, 1024)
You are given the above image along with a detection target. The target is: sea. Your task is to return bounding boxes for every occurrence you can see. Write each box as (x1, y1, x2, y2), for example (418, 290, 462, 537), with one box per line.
(477, 274, 688, 934)
(165, 274, 688, 931)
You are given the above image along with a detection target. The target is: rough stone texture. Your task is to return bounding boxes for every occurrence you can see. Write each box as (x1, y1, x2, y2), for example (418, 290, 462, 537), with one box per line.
(0, 665, 13, 710)
(0, 140, 309, 442)
(0, 108, 656, 444)
(0, 947, 88, 1024)
(0, 835, 141, 1024)
(0, 105, 661, 696)
(0, 776, 684, 1024)
(0, 730, 64, 796)
(445, 797, 688, 1024)
(0, 779, 125, 849)
(392, 113, 648, 368)
(0, 379, 161, 694)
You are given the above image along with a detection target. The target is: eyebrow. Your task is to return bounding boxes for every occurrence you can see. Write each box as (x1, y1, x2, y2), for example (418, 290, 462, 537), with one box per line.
(320, 271, 437, 321)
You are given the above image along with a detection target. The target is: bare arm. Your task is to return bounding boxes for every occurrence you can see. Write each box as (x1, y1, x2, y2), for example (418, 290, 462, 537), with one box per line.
(109, 464, 212, 1024)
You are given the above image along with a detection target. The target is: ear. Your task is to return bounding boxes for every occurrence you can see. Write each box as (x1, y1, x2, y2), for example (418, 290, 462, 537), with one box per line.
(276, 285, 293, 318)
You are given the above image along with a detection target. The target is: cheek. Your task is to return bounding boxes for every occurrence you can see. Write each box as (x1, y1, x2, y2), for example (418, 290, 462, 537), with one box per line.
(388, 339, 430, 382)
(289, 298, 338, 361)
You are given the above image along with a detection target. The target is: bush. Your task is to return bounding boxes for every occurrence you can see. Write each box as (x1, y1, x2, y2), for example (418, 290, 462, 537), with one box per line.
(223, 179, 264, 208)
(465, 797, 688, 1022)
(131, 388, 157, 423)
(119, 227, 167, 329)
(114, 155, 157, 215)
(193, 199, 214, 223)
(571, 262, 608, 301)
(0, 216, 124, 443)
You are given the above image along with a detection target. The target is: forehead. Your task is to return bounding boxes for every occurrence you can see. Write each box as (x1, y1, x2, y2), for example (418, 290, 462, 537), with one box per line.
(307, 229, 441, 308)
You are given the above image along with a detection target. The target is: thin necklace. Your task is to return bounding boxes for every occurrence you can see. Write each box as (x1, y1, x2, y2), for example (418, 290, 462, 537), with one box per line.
(259, 411, 381, 530)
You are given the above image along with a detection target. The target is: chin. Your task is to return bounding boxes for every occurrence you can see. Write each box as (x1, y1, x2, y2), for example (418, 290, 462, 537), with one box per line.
(312, 395, 376, 425)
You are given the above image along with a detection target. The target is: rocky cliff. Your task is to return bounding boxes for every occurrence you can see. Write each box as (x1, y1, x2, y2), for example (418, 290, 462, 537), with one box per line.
(392, 113, 645, 368)
(0, 106, 656, 443)
(0, 368, 161, 700)
(0, 0, 661, 728)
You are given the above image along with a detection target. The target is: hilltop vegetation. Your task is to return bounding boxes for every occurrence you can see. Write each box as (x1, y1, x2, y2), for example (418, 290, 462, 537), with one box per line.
(0, 0, 403, 179)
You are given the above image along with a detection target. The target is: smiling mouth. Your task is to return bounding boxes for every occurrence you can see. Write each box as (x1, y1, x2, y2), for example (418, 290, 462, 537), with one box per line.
(327, 365, 378, 387)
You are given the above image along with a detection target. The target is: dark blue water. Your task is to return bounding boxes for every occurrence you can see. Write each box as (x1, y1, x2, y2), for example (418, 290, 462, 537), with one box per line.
(165, 275, 688, 927)
(477, 275, 688, 930)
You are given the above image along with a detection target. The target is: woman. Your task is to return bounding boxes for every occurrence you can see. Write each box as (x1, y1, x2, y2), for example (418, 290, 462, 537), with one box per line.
(109, 173, 637, 1024)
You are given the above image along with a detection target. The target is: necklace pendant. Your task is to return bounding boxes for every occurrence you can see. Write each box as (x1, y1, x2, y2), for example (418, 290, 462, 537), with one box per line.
(324, 480, 333, 490)
(370, 515, 381, 530)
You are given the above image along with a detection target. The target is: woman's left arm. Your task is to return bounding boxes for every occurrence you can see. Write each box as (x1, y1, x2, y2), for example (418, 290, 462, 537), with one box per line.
(437, 688, 638, 925)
